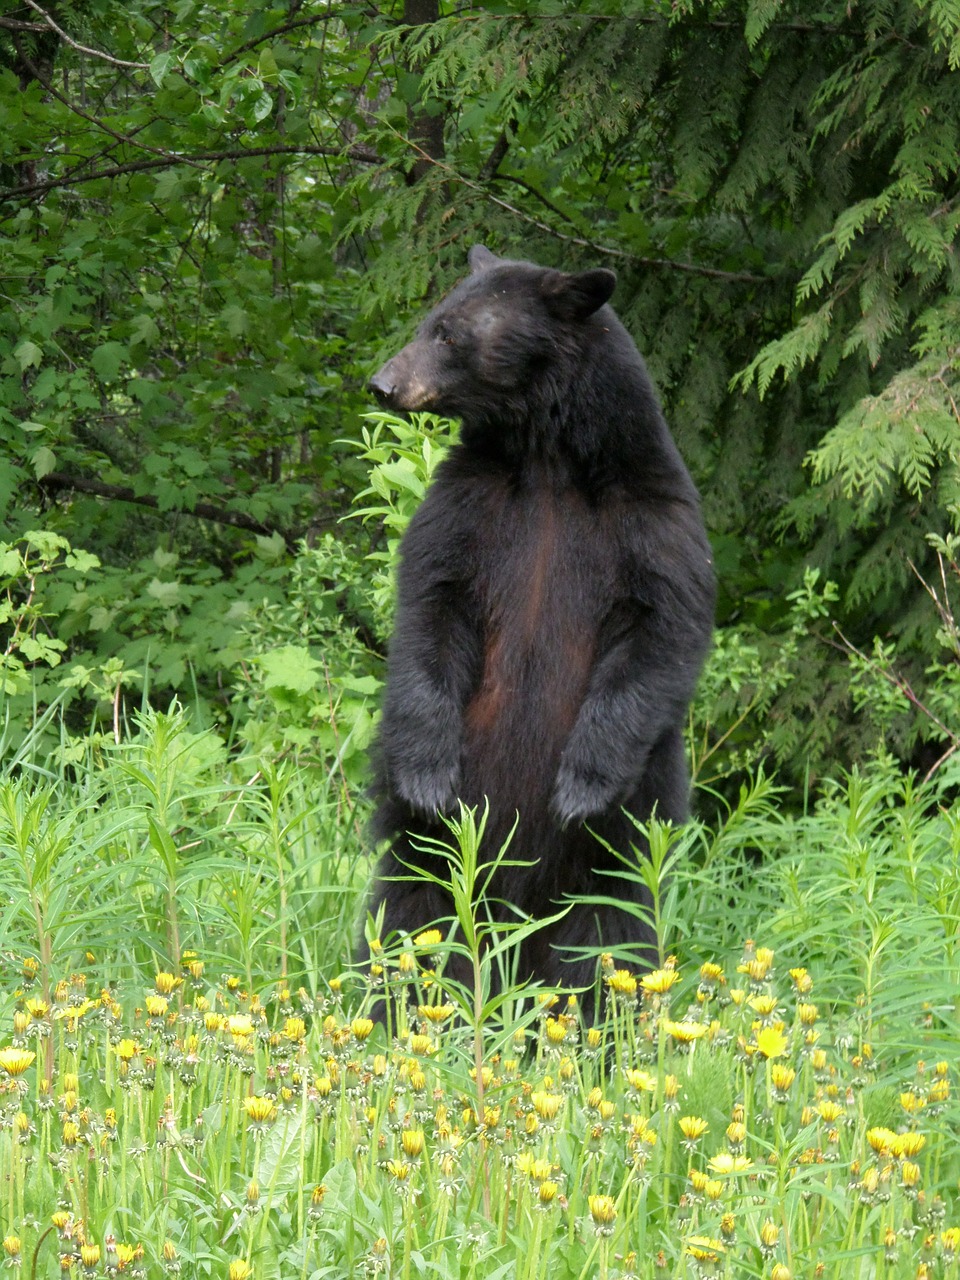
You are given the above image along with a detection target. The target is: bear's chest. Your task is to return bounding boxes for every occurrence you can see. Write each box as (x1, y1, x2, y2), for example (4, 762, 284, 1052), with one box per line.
(461, 481, 617, 747)
(475, 481, 614, 629)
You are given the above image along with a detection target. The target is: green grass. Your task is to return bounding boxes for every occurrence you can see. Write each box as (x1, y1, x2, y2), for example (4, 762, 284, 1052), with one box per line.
(0, 711, 958, 1277)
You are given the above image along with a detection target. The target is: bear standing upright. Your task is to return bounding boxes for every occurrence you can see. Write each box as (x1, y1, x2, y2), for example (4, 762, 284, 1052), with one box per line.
(368, 245, 715, 997)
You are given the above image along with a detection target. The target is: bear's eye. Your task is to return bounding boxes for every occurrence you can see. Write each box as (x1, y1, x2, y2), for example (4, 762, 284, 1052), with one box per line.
(435, 328, 456, 347)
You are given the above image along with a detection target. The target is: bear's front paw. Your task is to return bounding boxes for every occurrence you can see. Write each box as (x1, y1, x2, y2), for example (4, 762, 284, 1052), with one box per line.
(395, 762, 461, 817)
(551, 760, 619, 827)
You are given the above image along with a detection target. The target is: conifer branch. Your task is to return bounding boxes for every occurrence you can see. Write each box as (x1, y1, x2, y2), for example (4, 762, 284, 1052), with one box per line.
(401, 136, 771, 284)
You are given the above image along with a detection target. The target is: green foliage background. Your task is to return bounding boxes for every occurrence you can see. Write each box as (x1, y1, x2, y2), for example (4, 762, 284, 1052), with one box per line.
(1, 0, 959, 792)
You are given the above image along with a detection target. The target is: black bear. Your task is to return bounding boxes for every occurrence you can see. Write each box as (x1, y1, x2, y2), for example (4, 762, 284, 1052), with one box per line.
(367, 245, 715, 1001)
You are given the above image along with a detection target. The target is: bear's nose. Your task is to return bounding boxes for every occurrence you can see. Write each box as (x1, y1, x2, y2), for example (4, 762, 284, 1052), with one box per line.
(369, 364, 396, 407)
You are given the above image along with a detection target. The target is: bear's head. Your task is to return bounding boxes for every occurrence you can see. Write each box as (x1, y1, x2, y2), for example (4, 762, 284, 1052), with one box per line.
(369, 247, 616, 426)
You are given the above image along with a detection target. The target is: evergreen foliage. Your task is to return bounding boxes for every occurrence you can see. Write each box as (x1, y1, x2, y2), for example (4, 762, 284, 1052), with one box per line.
(1, 0, 958, 786)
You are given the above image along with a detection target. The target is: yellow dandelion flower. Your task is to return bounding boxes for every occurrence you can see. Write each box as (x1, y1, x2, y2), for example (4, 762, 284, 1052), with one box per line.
(350, 1017, 374, 1042)
(708, 1153, 754, 1175)
(283, 1017, 306, 1042)
(817, 1099, 844, 1123)
(679, 1115, 709, 1141)
(545, 1017, 568, 1043)
(387, 1158, 410, 1181)
(860, 1166, 880, 1195)
(242, 1096, 277, 1126)
(900, 1091, 926, 1114)
(481, 1105, 501, 1130)
(789, 967, 812, 992)
(537, 1181, 559, 1206)
(893, 1132, 925, 1158)
(80, 1244, 100, 1266)
(771, 1064, 795, 1093)
(408, 1033, 434, 1056)
(663, 1020, 707, 1044)
(704, 1179, 724, 1201)
(2, 1237, 20, 1258)
(144, 995, 168, 1018)
(607, 969, 638, 997)
(797, 1002, 818, 1024)
(685, 1236, 725, 1263)
(942, 1228, 960, 1254)
(586, 1027, 602, 1049)
(770, 1266, 791, 1280)
(228, 1262, 253, 1280)
(401, 1129, 425, 1158)
(114, 1039, 139, 1061)
(726, 1120, 746, 1145)
(755, 1026, 789, 1059)
(418, 1004, 454, 1023)
(930, 1077, 950, 1104)
(62, 1120, 80, 1146)
(760, 1220, 779, 1248)
(532, 1091, 563, 1120)
(699, 962, 724, 983)
(900, 1160, 921, 1188)
(154, 972, 181, 994)
(624, 1068, 657, 1093)
(227, 1014, 254, 1037)
(748, 994, 778, 1017)
(641, 968, 680, 994)
(0, 1048, 35, 1076)
(588, 1194, 617, 1231)
(413, 929, 443, 947)
(866, 1127, 898, 1155)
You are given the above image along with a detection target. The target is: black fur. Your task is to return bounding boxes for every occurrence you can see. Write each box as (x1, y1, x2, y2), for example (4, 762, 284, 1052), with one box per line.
(368, 247, 715, 998)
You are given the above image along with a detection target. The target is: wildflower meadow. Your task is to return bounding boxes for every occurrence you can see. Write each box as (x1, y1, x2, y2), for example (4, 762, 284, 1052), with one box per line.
(0, 710, 958, 1279)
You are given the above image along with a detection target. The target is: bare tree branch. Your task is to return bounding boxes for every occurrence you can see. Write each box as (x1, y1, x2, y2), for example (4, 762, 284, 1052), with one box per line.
(21, 0, 151, 69)
(12, 37, 208, 171)
(0, 15, 47, 31)
(41, 471, 298, 548)
(1, 142, 383, 202)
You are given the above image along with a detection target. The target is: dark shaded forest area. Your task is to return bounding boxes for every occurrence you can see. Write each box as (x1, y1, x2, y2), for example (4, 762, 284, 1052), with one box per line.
(2, 0, 959, 799)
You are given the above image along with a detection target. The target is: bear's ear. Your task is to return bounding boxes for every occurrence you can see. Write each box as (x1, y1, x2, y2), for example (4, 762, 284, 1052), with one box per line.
(541, 268, 617, 320)
(468, 245, 499, 274)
